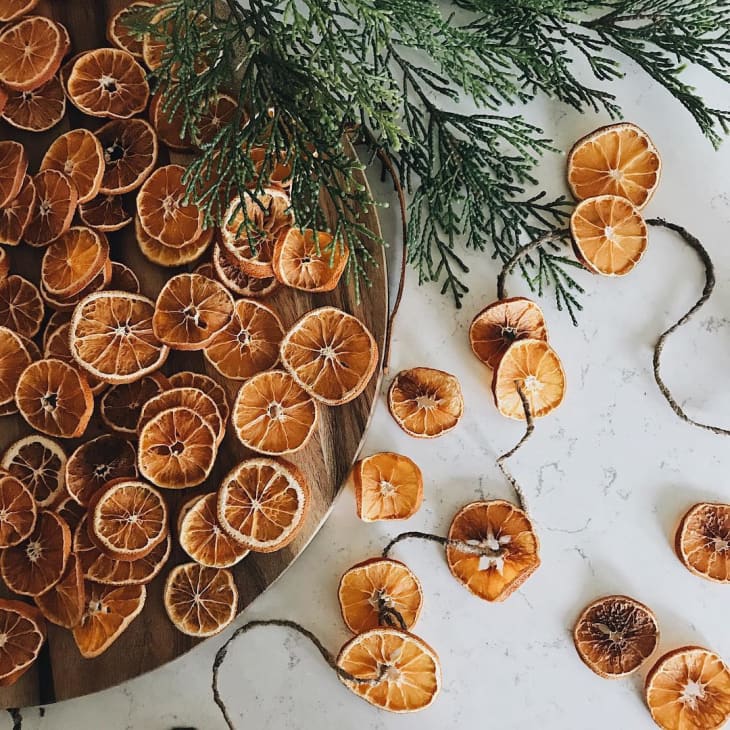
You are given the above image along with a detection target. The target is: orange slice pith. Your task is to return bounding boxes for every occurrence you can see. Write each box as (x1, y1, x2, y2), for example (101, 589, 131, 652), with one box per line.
(0, 325, 34, 408)
(388, 367, 463, 439)
(96, 118, 158, 195)
(0, 16, 63, 92)
(163, 562, 238, 637)
(0, 174, 36, 245)
(676, 502, 730, 583)
(73, 582, 146, 658)
(645, 646, 730, 730)
(107, 2, 155, 58)
(338, 558, 423, 634)
(70, 290, 169, 385)
(0, 0, 41, 23)
(0, 599, 46, 687)
(138, 406, 217, 489)
(41, 226, 109, 297)
(337, 628, 441, 713)
(100, 372, 170, 435)
(272, 228, 349, 292)
(212, 241, 279, 298)
(168, 371, 229, 424)
(1, 435, 66, 507)
(24, 169, 78, 247)
(135, 214, 213, 267)
(0, 141, 28, 209)
(2, 74, 66, 132)
(353, 452, 423, 522)
(573, 595, 659, 679)
(446, 500, 540, 602)
(67, 48, 149, 119)
(110, 262, 140, 293)
(232, 370, 318, 455)
(0, 472, 37, 548)
(218, 457, 310, 552)
(79, 194, 132, 232)
(570, 195, 648, 276)
(0, 274, 44, 337)
(152, 273, 234, 350)
(567, 122, 661, 210)
(280, 306, 378, 406)
(203, 298, 284, 380)
(178, 493, 249, 569)
(0, 510, 70, 596)
(35, 553, 85, 629)
(469, 297, 548, 370)
(493, 339, 566, 420)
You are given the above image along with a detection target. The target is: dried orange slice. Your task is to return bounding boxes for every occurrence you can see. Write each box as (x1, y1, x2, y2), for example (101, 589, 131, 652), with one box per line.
(280, 306, 378, 406)
(16, 358, 93, 438)
(470, 297, 548, 369)
(218, 458, 309, 552)
(0, 0, 40, 22)
(250, 146, 292, 190)
(41, 258, 111, 313)
(141, 7, 174, 71)
(573, 595, 658, 679)
(0, 472, 36, 548)
(353, 452, 423, 522)
(35, 553, 84, 629)
(0, 16, 64, 92)
(0, 141, 28, 208)
(107, 2, 155, 58)
(212, 242, 279, 298)
(493, 339, 566, 420)
(73, 582, 146, 658)
(0, 248, 7, 280)
(135, 214, 213, 267)
(203, 298, 283, 380)
(65, 435, 137, 507)
(567, 122, 661, 209)
(337, 628, 440, 713)
(0, 174, 36, 245)
(138, 165, 203, 246)
(110, 262, 140, 293)
(52, 495, 85, 533)
(232, 370, 317, 455)
(388, 368, 463, 438)
(168, 371, 229, 424)
(0, 510, 70, 596)
(138, 407, 217, 489)
(2, 75, 65, 132)
(100, 372, 169, 435)
(0, 325, 34, 411)
(446, 500, 540, 602)
(70, 290, 169, 384)
(148, 89, 193, 151)
(570, 195, 648, 276)
(41, 226, 109, 297)
(676, 503, 730, 583)
(0, 599, 45, 687)
(96, 118, 158, 195)
(152, 273, 234, 350)
(338, 558, 423, 634)
(1, 435, 66, 507)
(79, 194, 132, 232)
(24, 169, 78, 247)
(272, 229, 348, 292)
(645, 647, 730, 730)
(67, 48, 149, 119)
(40, 128, 104, 205)
(178, 493, 249, 569)
(197, 93, 238, 146)
(0, 274, 43, 338)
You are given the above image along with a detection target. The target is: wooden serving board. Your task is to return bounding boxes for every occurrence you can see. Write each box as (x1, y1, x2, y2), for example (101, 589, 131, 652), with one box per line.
(0, 0, 387, 708)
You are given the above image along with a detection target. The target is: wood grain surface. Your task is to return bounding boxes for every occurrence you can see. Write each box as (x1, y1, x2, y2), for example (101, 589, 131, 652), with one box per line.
(0, 0, 387, 707)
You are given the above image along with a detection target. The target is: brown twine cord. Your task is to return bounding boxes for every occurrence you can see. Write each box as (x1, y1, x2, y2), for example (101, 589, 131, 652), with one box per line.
(646, 218, 730, 436)
(7, 709, 21, 730)
(376, 596, 407, 631)
(381, 531, 514, 559)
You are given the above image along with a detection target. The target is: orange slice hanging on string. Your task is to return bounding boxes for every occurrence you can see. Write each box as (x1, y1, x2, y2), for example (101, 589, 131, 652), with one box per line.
(169, 371, 229, 424)
(1, 435, 66, 508)
(0, 0, 40, 22)
(35, 553, 85, 629)
(338, 558, 423, 634)
(0, 274, 43, 338)
(41, 226, 109, 298)
(353, 452, 423, 522)
(676, 502, 730, 583)
(0, 174, 36, 245)
(469, 297, 548, 369)
(0, 472, 36, 548)
(0, 599, 45, 687)
(110, 262, 140, 293)
(0, 141, 28, 208)
(96, 118, 158, 195)
(0, 16, 64, 92)
(24, 169, 78, 247)
(645, 647, 730, 730)
(164, 562, 238, 637)
(337, 628, 441, 713)
(280, 306, 378, 406)
(212, 242, 279, 298)
(2, 75, 65, 132)
(0, 326, 34, 412)
(218, 457, 310, 552)
(107, 2, 155, 58)
(100, 372, 170, 435)
(79, 194, 132, 232)
(135, 214, 213, 267)
(232, 370, 318, 455)
(446, 500, 540, 602)
(567, 122, 661, 209)
(272, 229, 349, 292)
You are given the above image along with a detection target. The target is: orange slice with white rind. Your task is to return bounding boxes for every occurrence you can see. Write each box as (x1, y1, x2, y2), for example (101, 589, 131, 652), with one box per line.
(0, 0, 41, 23)
(0, 16, 63, 92)
(1, 434, 66, 507)
(107, 2, 155, 58)
(0, 599, 46, 687)
(41, 226, 109, 297)
(40, 128, 104, 204)
(35, 553, 85, 629)
(212, 241, 279, 298)
(96, 118, 158, 195)
(135, 214, 213, 267)
(168, 371, 229, 424)
(353, 452, 423, 522)
(0, 472, 37, 548)
(676, 503, 730, 583)
(110, 262, 140, 293)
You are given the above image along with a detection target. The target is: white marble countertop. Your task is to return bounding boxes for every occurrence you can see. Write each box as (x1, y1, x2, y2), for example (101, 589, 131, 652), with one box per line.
(10, 60, 730, 730)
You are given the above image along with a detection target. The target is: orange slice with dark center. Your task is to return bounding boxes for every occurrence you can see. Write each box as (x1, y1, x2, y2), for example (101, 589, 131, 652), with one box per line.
(40, 128, 104, 204)
(96, 118, 158, 194)
(2, 75, 65, 132)
(1, 435, 66, 507)
(353, 452, 423, 521)
(676, 503, 730, 583)
(24, 169, 78, 247)
(272, 228, 349, 291)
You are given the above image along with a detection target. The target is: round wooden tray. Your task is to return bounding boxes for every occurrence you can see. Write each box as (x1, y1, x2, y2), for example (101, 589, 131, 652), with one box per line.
(0, 0, 387, 708)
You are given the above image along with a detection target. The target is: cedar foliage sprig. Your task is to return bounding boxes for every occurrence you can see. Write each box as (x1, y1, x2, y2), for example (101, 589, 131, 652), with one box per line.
(141, 0, 730, 321)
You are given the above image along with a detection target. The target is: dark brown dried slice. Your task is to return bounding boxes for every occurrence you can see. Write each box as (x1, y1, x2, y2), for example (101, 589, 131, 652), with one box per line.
(100, 372, 170, 435)
(1, 75, 66, 132)
(676, 502, 730, 583)
(0, 472, 36, 548)
(35, 553, 85, 629)
(78, 193, 132, 232)
(0, 174, 36, 246)
(110, 262, 140, 293)
(212, 241, 279, 297)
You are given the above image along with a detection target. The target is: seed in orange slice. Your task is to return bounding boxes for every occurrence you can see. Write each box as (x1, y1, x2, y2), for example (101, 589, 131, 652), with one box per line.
(152, 273, 234, 351)
(35, 553, 84, 629)
(337, 627, 441, 713)
(96, 118, 158, 195)
(338, 558, 423, 634)
(110, 262, 140, 293)
(41, 226, 109, 297)
(388, 368, 463, 438)
(353, 452, 423, 522)
(568, 123, 661, 209)
(646, 647, 730, 730)
(0, 599, 45, 687)
(100, 372, 170, 435)
(446, 500, 540, 602)
(0, 274, 43, 338)
(0, 174, 36, 245)
(280, 306, 378, 406)
(178, 493, 249, 569)
(212, 241, 279, 298)
(0, 16, 64, 92)
(469, 297, 548, 370)
(2, 74, 65, 132)
(67, 49, 149, 119)
(138, 165, 203, 246)
(135, 214, 213, 267)
(675, 502, 730, 583)
(163, 562, 237, 637)
(73, 582, 146, 658)
(40, 128, 104, 204)
(218, 457, 309, 552)
(169, 371, 229, 424)
(0, 472, 36, 548)
(0, 141, 27, 208)
(0, 325, 34, 410)
(138, 406, 217, 489)
(70, 290, 169, 385)
(107, 2, 155, 58)
(1, 435, 66, 507)
(0, 0, 40, 22)
(79, 194, 132, 232)
(24, 169, 78, 247)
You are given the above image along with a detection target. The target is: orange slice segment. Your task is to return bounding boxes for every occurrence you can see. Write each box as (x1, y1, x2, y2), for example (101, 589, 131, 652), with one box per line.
(41, 226, 109, 297)
(24, 169, 78, 247)
(338, 558, 423, 633)
(0, 472, 36, 548)
(35, 553, 85, 629)
(353, 452, 423, 521)
(164, 562, 238, 637)
(676, 503, 730, 583)
(96, 118, 158, 195)
(0, 16, 63, 92)
(2, 74, 65, 132)
(100, 372, 170, 435)
(212, 241, 279, 298)
(0, 325, 34, 410)
(0, 274, 43, 338)
(168, 371, 229, 424)
(0, 599, 45, 687)
(1, 435, 66, 507)
(110, 262, 140, 293)
(0, 174, 36, 245)
(0, 0, 41, 23)
(0, 141, 28, 209)
(79, 194, 132, 232)
(446, 500, 540, 602)
(107, 2, 155, 58)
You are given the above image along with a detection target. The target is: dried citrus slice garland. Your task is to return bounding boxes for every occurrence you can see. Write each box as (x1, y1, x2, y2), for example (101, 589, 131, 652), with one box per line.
(675, 503, 730, 583)
(353, 452, 423, 522)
